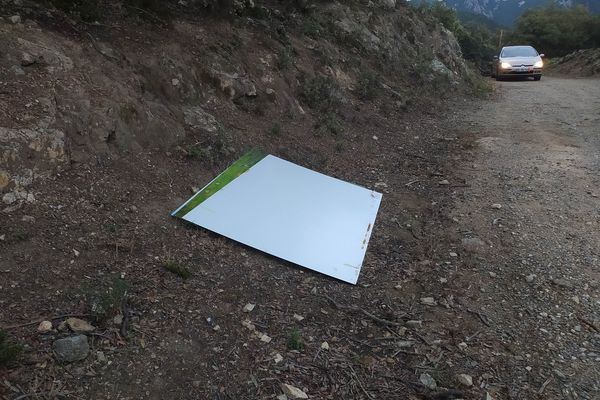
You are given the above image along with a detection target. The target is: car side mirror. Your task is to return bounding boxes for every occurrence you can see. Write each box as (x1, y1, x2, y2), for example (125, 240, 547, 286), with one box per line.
(540, 54, 545, 57)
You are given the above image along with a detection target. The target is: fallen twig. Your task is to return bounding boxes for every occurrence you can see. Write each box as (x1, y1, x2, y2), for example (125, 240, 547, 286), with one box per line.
(466, 308, 491, 327)
(579, 317, 600, 332)
(85, 32, 121, 63)
(126, 5, 169, 26)
(392, 348, 419, 357)
(538, 377, 552, 395)
(349, 364, 374, 400)
(323, 295, 405, 327)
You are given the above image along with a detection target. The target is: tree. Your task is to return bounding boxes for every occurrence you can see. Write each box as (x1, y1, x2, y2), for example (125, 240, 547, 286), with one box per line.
(509, 4, 600, 57)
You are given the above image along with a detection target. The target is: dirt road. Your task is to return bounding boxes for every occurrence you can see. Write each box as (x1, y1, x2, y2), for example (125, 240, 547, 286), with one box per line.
(446, 77, 600, 399)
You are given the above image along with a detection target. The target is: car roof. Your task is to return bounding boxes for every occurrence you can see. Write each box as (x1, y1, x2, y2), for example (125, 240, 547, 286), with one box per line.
(502, 45, 536, 50)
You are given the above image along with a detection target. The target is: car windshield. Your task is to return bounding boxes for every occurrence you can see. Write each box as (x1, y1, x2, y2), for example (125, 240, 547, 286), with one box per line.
(501, 47, 538, 58)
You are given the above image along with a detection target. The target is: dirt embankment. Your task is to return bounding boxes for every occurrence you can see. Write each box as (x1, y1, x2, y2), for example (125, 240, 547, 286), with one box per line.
(547, 48, 600, 77)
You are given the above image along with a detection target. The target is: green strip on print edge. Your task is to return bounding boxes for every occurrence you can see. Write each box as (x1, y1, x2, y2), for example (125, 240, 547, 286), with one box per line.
(172, 149, 267, 219)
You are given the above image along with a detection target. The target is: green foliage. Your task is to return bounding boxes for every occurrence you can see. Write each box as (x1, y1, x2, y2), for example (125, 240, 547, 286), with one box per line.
(85, 278, 128, 323)
(510, 5, 600, 57)
(298, 74, 342, 111)
(35, 0, 171, 21)
(276, 46, 295, 70)
(426, 1, 462, 32)
(464, 65, 493, 97)
(269, 123, 282, 137)
(0, 331, 22, 367)
(302, 17, 324, 39)
(13, 229, 29, 241)
(40, 0, 104, 21)
(184, 126, 234, 165)
(162, 259, 192, 279)
(184, 144, 211, 159)
(356, 68, 380, 100)
(286, 329, 304, 351)
(315, 112, 343, 136)
(420, 2, 496, 67)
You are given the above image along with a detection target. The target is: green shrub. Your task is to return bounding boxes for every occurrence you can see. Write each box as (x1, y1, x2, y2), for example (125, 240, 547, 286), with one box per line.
(510, 5, 600, 57)
(315, 112, 343, 136)
(356, 68, 379, 100)
(124, 0, 171, 20)
(303, 17, 323, 39)
(286, 329, 304, 351)
(276, 46, 295, 70)
(162, 259, 192, 279)
(0, 331, 22, 367)
(269, 123, 282, 136)
(41, 0, 104, 21)
(298, 74, 342, 111)
(84, 279, 128, 323)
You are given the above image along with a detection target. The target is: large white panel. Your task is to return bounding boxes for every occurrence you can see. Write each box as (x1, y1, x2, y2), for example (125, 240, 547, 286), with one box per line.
(175, 155, 382, 284)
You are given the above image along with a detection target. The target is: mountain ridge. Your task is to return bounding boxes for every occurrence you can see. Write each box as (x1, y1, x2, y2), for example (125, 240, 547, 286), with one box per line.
(430, 0, 599, 26)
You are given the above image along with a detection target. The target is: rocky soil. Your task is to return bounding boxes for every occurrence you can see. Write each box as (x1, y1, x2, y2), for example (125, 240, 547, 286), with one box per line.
(12, 2, 600, 400)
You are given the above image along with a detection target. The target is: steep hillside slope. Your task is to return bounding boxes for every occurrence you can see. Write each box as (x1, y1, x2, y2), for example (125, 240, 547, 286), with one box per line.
(1, 0, 470, 199)
(547, 48, 600, 76)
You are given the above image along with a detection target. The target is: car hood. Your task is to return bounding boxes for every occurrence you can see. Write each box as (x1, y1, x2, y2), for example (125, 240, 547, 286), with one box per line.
(500, 56, 542, 66)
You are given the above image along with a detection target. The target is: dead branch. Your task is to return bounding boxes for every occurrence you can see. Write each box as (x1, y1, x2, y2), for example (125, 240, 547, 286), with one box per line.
(348, 364, 374, 400)
(466, 308, 491, 327)
(85, 32, 121, 63)
(323, 295, 405, 327)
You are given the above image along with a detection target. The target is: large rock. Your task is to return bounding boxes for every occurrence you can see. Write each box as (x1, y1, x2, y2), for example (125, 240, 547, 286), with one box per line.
(183, 106, 219, 133)
(281, 384, 308, 399)
(64, 318, 95, 333)
(430, 59, 455, 80)
(205, 69, 257, 100)
(53, 335, 89, 362)
(419, 373, 437, 390)
(380, 0, 396, 9)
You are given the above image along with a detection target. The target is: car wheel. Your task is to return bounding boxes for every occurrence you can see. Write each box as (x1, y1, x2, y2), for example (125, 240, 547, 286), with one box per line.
(534, 75, 541, 81)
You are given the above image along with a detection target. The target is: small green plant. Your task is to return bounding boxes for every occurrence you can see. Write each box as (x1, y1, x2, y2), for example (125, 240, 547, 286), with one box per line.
(85, 278, 128, 323)
(13, 229, 29, 241)
(0, 331, 22, 367)
(184, 144, 211, 160)
(269, 123, 282, 137)
(119, 103, 138, 124)
(303, 17, 323, 39)
(44, 0, 103, 21)
(356, 68, 380, 100)
(298, 74, 342, 111)
(276, 46, 294, 70)
(163, 259, 192, 279)
(124, 0, 171, 20)
(286, 329, 304, 351)
(315, 112, 343, 136)
(465, 67, 493, 98)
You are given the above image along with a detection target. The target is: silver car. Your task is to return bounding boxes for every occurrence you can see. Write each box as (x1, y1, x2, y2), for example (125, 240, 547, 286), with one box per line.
(491, 45, 544, 81)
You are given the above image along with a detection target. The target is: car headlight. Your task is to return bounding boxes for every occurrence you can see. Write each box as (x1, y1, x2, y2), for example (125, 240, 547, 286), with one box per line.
(500, 62, 512, 69)
(534, 60, 543, 68)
